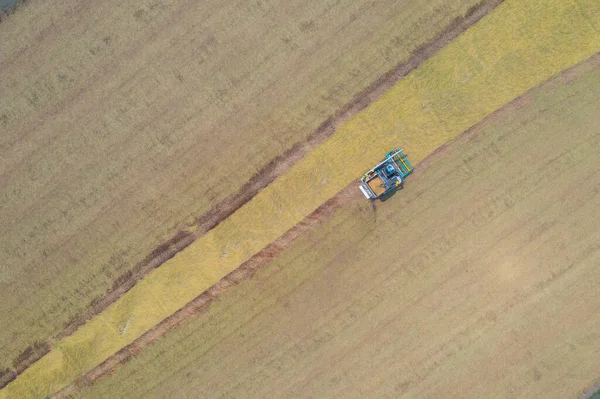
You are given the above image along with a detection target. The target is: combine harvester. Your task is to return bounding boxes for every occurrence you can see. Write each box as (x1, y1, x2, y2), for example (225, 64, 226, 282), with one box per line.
(359, 148, 413, 200)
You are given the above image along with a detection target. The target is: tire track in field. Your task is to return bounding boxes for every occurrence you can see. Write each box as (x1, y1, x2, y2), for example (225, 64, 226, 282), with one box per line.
(0, 0, 504, 391)
(55, 47, 600, 399)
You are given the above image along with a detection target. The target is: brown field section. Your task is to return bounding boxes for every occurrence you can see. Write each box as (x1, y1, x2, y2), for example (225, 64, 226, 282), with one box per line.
(0, 0, 485, 373)
(76, 55, 600, 399)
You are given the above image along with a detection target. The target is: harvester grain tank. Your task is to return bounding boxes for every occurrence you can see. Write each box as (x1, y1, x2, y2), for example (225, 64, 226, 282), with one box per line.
(359, 148, 413, 200)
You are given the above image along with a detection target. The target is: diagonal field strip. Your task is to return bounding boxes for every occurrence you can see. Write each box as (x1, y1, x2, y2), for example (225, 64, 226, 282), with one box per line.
(3, 0, 600, 397)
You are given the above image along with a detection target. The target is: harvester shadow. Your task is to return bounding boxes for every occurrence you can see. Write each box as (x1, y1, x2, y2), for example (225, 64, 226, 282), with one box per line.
(377, 184, 404, 202)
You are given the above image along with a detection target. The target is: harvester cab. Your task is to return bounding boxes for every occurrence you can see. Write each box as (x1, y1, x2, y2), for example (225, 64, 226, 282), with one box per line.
(359, 148, 413, 200)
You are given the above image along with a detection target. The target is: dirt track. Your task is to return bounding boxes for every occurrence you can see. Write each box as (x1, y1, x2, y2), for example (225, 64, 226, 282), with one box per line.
(56, 52, 600, 399)
(0, 0, 504, 390)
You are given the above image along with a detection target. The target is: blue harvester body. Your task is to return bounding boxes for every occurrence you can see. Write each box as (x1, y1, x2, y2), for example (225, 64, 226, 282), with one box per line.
(359, 148, 413, 200)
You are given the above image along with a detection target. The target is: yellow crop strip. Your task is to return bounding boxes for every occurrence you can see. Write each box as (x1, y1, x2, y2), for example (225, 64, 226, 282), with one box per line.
(3, 0, 599, 397)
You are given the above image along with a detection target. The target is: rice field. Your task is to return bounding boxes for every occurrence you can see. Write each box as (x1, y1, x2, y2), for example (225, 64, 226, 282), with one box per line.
(2, 0, 599, 397)
(77, 54, 600, 399)
(0, 0, 485, 374)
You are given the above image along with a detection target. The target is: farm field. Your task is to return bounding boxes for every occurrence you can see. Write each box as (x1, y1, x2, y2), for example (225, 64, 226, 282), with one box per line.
(2, 0, 599, 396)
(76, 54, 600, 399)
(0, 0, 487, 374)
